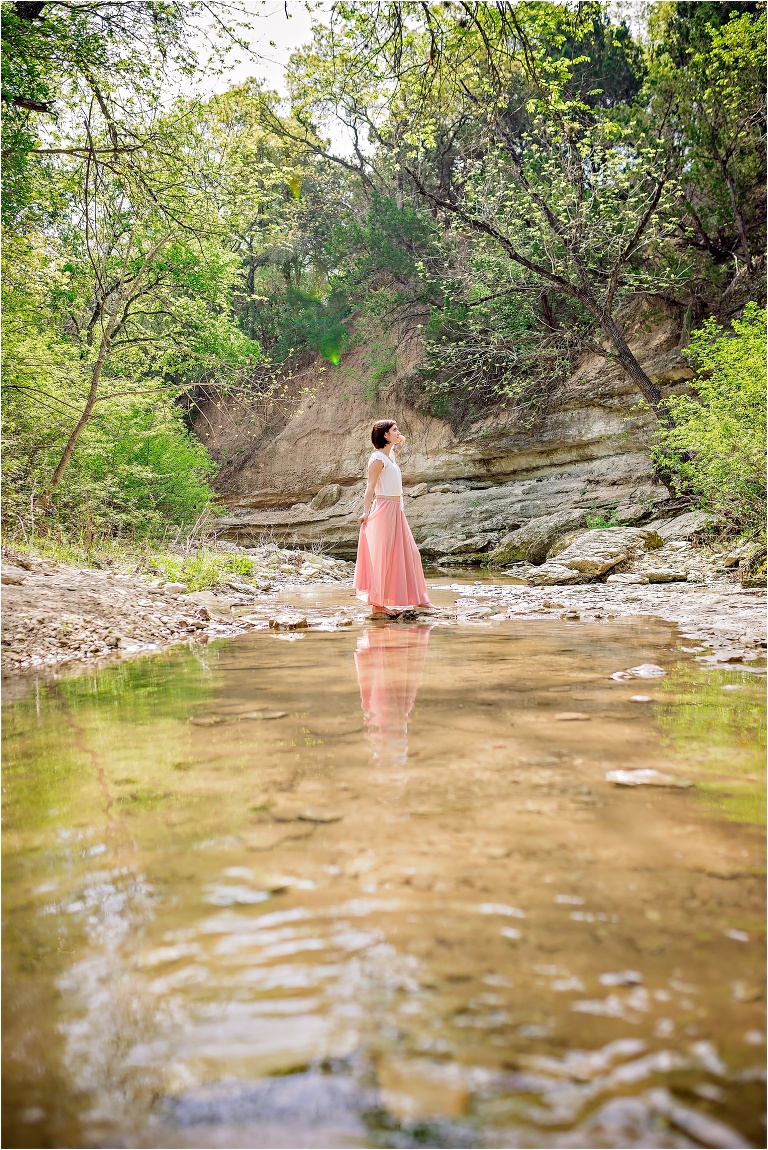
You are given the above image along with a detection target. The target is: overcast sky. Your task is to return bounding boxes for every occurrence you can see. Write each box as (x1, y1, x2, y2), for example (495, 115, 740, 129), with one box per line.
(198, 1, 321, 95)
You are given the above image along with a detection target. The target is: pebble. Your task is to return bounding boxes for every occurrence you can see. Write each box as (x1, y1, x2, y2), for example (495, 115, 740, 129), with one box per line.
(269, 615, 309, 631)
(606, 769, 691, 788)
(554, 712, 591, 721)
(611, 663, 666, 680)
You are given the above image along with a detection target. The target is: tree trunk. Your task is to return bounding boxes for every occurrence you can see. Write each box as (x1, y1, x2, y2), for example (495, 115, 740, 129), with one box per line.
(719, 157, 753, 273)
(599, 312, 667, 417)
(37, 332, 112, 511)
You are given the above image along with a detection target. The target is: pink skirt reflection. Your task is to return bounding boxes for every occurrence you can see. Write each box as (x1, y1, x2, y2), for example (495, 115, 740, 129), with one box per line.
(354, 625, 432, 767)
(354, 498, 433, 608)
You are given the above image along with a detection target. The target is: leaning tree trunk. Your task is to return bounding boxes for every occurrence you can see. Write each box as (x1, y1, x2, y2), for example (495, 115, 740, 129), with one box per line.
(37, 326, 114, 511)
(598, 312, 666, 416)
(597, 311, 690, 494)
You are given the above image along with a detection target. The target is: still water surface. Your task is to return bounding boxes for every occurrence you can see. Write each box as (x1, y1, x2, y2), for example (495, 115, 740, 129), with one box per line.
(3, 613, 765, 1148)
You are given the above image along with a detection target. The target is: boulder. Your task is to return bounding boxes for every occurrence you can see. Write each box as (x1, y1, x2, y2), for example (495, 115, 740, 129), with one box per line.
(406, 482, 430, 498)
(309, 484, 342, 510)
(521, 563, 583, 586)
(645, 510, 719, 541)
(547, 527, 664, 577)
(740, 547, 767, 589)
(488, 511, 587, 567)
(419, 532, 495, 557)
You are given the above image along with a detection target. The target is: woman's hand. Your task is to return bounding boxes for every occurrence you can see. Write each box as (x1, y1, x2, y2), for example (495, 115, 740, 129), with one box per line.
(358, 513, 368, 525)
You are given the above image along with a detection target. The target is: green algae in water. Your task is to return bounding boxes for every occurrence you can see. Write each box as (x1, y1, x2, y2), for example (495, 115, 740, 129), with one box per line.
(657, 664, 766, 825)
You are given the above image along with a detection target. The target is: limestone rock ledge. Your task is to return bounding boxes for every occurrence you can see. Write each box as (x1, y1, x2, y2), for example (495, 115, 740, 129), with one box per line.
(204, 299, 692, 558)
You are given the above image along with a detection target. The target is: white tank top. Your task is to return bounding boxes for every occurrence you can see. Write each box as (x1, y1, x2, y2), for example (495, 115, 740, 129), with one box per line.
(368, 449, 403, 498)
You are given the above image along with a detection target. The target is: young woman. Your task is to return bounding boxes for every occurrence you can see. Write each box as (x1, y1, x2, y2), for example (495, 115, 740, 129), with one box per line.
(353, 419, 433, 616)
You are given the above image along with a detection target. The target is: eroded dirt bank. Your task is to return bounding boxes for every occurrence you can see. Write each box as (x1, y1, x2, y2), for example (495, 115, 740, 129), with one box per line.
(2, 544, 765, 679)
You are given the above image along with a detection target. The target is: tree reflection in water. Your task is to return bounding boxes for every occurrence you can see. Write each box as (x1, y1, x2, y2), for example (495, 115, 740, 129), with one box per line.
(354, 625, 432, 770)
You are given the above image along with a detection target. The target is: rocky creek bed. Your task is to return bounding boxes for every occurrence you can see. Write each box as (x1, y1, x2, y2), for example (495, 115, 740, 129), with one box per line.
(2, 532, 766, 680)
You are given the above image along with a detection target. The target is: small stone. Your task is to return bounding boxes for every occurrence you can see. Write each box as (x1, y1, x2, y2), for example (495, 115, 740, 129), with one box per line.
(605, 573, 649, 585)
(629, 695, 653, 703)
(644, 569, 688, 583)
(606, 768, 691, 788)
(162, 582, 188, 593)
(686, 571, 704, 583)
(555, 711, 590, 721)
(1, 569, 25, 585)
(270, 800, 343, 823)
(560, 610, 580, 620)
(541, 600, 564, 609)
(269, 615, 308, 631)
(599, 970, 643, 986)
(525, 564, 583, 586)
(611, 663, 666, 680)
(726, 929, 749, 942)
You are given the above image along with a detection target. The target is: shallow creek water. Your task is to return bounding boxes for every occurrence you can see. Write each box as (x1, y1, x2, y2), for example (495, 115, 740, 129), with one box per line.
(3, 601, 766, 1149)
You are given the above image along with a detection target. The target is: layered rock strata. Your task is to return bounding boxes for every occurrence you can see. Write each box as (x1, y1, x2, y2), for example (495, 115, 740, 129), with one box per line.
(206, 299, 693, 558)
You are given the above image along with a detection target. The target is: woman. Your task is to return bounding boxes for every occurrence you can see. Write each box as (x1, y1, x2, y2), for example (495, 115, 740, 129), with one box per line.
(353, 419, 433, 616)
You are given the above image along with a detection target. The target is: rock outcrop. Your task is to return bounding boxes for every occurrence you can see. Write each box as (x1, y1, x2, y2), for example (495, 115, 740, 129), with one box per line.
(198, 299, 696, 558)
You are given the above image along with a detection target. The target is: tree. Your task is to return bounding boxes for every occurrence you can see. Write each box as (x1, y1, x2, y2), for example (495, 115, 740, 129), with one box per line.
(1, 0, 255, 224)
(287, 1, 690, 418)
(647, 2, 766, 274)
(3, 97, 261, 514)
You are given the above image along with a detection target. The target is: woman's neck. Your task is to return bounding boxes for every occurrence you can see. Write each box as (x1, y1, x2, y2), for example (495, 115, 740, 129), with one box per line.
(381, 444, 393, 456)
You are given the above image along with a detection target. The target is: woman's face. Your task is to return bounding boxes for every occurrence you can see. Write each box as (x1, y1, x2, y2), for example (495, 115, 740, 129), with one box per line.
(384, 423, 400, 444)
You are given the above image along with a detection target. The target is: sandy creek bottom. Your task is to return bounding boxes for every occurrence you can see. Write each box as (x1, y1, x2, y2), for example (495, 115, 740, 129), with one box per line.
(2, 597, 766, 1149)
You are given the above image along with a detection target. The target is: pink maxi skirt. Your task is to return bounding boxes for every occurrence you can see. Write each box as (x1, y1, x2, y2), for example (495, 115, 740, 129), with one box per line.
(354, 497, 433, 609)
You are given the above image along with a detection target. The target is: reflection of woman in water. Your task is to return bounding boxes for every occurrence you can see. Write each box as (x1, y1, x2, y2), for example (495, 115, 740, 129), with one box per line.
(354, 625, 432, 768)
(354, 419, 433, 618)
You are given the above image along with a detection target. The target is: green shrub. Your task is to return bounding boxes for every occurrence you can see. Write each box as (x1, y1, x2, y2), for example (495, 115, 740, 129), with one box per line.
(146, 548, 253, 590)
(4, 396, 218, 542)
(652, 303, 766, 537)
(585, 507, 621, 529)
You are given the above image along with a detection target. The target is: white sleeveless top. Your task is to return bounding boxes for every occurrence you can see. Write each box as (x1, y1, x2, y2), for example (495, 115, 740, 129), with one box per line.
(368, 449, 403, 498)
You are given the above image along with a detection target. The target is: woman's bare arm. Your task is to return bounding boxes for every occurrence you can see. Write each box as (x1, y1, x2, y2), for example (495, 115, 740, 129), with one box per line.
(360, 459, 384, 523)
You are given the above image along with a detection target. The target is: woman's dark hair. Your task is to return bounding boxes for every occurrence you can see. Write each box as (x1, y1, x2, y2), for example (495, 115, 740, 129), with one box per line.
(371, 419, 396, 449)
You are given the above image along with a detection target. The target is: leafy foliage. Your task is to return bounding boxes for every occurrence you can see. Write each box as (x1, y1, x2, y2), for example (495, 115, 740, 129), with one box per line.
(652, 303, 767, 535)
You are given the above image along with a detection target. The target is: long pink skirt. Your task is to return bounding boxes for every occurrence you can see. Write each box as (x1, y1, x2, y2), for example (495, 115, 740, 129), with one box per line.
(354, 498, 433, 608)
